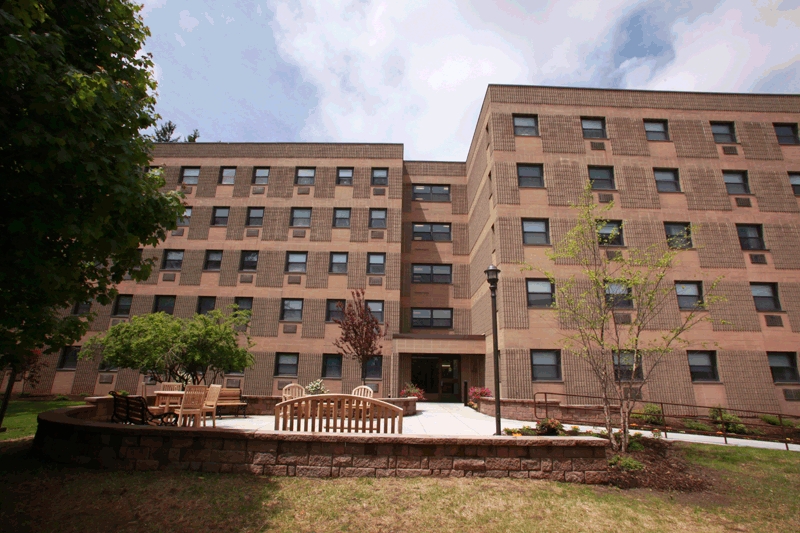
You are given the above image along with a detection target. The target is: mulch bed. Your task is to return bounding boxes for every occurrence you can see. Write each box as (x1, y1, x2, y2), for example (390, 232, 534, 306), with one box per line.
(607, 438, 711, 492)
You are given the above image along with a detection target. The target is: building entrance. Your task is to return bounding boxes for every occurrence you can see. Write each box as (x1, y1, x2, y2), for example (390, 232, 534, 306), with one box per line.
(411, 356, 460, 402)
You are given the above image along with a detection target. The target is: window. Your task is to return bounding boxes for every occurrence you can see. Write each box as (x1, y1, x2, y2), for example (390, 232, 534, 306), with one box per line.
(665, 222, 692, 249)
(295, 168, 315, 185)
(737, 225, 765, 250)
(613, 352, 643, 381)
(581, 117, 606, 139)
(365, 356, 383, 379)
(57, 347, 80, 370)
(333, 208, 351, 228)
(367, 301, 384, 323)
(723, 171, 749, 195)
(275, 353, 299, 376)
(412, 185, 451, 201)
(527, 280, 554, 308)
(220, 167, 236, 185)
(676, 282, 703, 309)
(240, 251, 258, 271)
(234, 297, 253, 311)
(531, 350, 561, 381)
(322, 354, 343, 378)
(371, 168, 388, 186)
(329, 253, 348, 274)
(790, 173, 800, 195)
(197, 296, 216, 315)
(290, 208, 311, 227)
(177, 207, 192, 227)
(253, 167, 270, 185)
(326, 300, 345, 322)
(337, 168, 353, 185)
(367, 253, 386, 275)
(598, 221, 623, 246)
(768, 352, 800, 383)
(212, 207, 229, 226)
(369, 209, 387, 228)
(411, 308, 453, 328)
(688, 351, 718, 382)
(281, 299, 303, 321)
(589, 167, 614, 190)
(513, 115, 539, 136)
(751, 283, 780, 311)
(72, 301, 91, 315)
(285, 252, 308, 273)
(654, 169, 680, 192)
(412, 264, 452, 284)
(181, 167, 199, 185)
(412, 223, 451, 241)
(204, 250, 222, 271)
(247, 208, 264, 227)
(517, 164, 544, 188)
(162, 250, 184, 270)
(644, 120, 669, 141)
(606, 283, 632, 308)
(711, 122, 736, 143)
(522, 219, 550, 245)
(774, 124, 799, 145)
(113, 295, 132, 316)
(154, 296, 176, 315)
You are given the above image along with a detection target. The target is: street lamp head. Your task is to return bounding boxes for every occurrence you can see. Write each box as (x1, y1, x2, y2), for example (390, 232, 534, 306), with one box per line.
(484, 264, 500, 286)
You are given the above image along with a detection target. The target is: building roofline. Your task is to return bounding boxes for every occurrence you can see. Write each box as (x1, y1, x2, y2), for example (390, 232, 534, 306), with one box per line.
(486, 83, 800, 99)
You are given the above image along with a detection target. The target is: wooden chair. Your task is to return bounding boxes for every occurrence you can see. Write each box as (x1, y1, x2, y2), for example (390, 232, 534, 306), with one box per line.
(352, 385, 374, 398)
(201, 384, 222, 427)
(275, 394, 403, 434)
(282, 383, 306, 402)
(160, 382, 183, 391)
(177, 385, 207, 427)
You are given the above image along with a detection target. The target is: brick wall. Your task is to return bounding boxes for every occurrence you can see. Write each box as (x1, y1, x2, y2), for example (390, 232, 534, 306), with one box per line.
(540, 115, 585, 154)
(314, 167, 336, 198)
(233, 166, 253, 197)
(470, 235, 494, 297)
(173, 295, 197, 318)
(765, 224, 800, 269)
(452, 223, 469, 256)
(682, 167, 731, 211)
(305, 251, 329, 289)
(310, 207, 333, 241)
(496, 217, 524, 264)
(498, 277, 529, 330)
(453, 264, 470, 299)
(694, 223, 746, 269)
(301, 299, 326, 339)
(490, 112, 515, 152)
(251, 299, 280, 337)
(188, 206, 212, 240)
(607, 117, 650, 156)
(494, 161, 520, 204)
(350, 208, 369, 242)
(709, 282, 761, 332)
(179, 250, 204, 286)
(546, 161, 587, 206)
(88, 302, 112, 331)
(616, 167, 660, 209)
(261, 207, 290, 241)
(718, 351, 780, 412)
(243, 352, 276, 395)
(218, 250, 239, 287)
(644, 352, 696, 415)
(225, 206, 247, 240)
(451, 184, 468, 215)
(194, 166, 218, 197)
(671, 120, 718, 159)
(737, 122, 784, 160)
(750, 170, 800, 213)
(468, 181, 492, 250)
(139, 249, 162, 284)
(466, 130, 487, 209)
(70, 350, 102, 395)
(255, 251, 284, 288)
(266, 167, 294, 198)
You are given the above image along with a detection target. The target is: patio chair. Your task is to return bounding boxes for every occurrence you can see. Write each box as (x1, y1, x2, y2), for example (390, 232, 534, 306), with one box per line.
(281, 383, 306, 402)
(160, 382, 183, 391)
(352, 385, 374, 398)
(177, 385, 208, 427)
(201, 384, 222, 427)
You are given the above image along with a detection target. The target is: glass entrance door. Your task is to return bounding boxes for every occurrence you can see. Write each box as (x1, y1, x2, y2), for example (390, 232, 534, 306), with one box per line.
(438, 357, 460, 402)
(410, 355, 460, 402)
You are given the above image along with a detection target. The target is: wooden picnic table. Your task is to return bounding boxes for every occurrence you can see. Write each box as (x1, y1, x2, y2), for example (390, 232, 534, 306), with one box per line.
(154, 390, 184, 413)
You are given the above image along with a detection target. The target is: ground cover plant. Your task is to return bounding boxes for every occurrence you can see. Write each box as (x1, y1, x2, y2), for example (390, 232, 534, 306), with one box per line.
(0, 399, 83, 441)
(0, 439, 798, 533)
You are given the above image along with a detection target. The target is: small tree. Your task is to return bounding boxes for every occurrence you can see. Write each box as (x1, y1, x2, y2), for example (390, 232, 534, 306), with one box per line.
(536, 184, 722, 453)
(333, 289, 388, 385)
(82, 307, 254, 385)
(152, 121, 200, 143)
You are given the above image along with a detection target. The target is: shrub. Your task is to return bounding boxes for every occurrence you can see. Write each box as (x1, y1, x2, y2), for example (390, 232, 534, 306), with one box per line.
(399, 382, 425, 400)
(503, 426, 537, 436)
(627, 439, 645, 452)
(536, 418, 563, 436)
(609, 455, 644, 471)
(632, 403, 664, 425)
(468, 387, 492, 404)
(683, 419, 715, 432)
(760, 414, 796, 428)
(566, 425, 581, 436)
(52, 394, 70, 401)
(305, 379, 329, 395)
(709, 407, 748, 434)
(112, 390, 129, 397)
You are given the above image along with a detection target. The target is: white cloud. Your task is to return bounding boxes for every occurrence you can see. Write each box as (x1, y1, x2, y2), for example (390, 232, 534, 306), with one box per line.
(204, 12, 215, 25)
(178, 10, 200, 32)
(139, 0, 167, 18)
(174, 33, 186, 47)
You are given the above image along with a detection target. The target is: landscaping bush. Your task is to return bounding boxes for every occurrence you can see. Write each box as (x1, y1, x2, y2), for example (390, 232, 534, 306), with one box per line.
(503, 426, 537, 436)
(760, 414, 796, 428)
(683, 419, 715, 432)
(566, 425, 581, 436)
(632, 403, 664, 425)
(399, 382, 425, 400)
(468, 387, 492, 404)
(536, 418, 564, 436)
(709, 407, 748, 434)
(305, 379, 328, 395)
(52, 395, 70, 402)
(608, 455, 644, 471)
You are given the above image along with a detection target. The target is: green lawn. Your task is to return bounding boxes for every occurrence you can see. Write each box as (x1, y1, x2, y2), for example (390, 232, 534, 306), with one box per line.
(0, 399, 84, 441)
(0, 440, 797, 533)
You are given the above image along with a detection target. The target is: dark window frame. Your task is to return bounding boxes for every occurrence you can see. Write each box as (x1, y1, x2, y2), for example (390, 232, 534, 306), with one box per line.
(333, 208, 351, 228)
(365, 356, 383, 379)
(675, 281, 703, 310)
(789, 172, 800, 195)
(154, 295, 176, 315)
(606, 283, 633, 309)
(581, 117, 607, 139)
(366, 300, 384, 323)
(411, 308, 453, 328)
(522, 219, 550, 245)
(531, 350, 562, 381)
(768, 352, 800, 383)
(517, 164, 544, 188)
(212, 207, 230, 226)
(240, 251, 259, 271)
(723, 171, 749, 195)
(329, 252, 348, 274)
(369, 209, 387, 229)
(613, 351, 643, 381)
(204, 250, 223, 271)
(711, 122, 736, 143)
(219, 167, 236, 185)
(337, 167, 354, 186)
(322, 354, 343, 378)
(589, 166, 615, 190)
(644, 119, 669, 141)
(285, 252, 308, 273)
(197, 296, 216, 315)
(412, 222, 451, 241)
(371, 168, 389, 186)
(598, 221, 624, 246)
(411, 264, 452, 284)
(295, 167, 316, 186)
(654, 168, 681, 192)
(290, 208, 311, 228)
(246, 207, 264, 227)
(162, 250, 184, 271)
(737, 224, 765, 251)
(367, 253, 386, 275)
(252, 167, 270, 185)
(234, 297, 253, 311)
(412, 184, 451, 202)
(526, 279, 554, 308)
(275, 353, 299, 377)
(751, 283, 781, 311)
(72, 301, 91, 315)
(113, 295, 133, 316)
(180, 167, 200, 185)
(177, 207, 192, 227)
(57, 346, 80, 370)
(774, 123, 799, 145)
(665, 222, 692, 249)
(513, 114, 539, 136)
(325, 300, 345, 322)
(280, 299, 303, 322)
(688, 351, 719, 382)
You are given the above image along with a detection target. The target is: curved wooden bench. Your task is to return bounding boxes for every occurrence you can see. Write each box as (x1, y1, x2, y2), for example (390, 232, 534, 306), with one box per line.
(274, 394, 403, 434)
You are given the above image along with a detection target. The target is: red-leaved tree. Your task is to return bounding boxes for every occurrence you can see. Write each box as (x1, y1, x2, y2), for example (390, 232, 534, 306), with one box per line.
(333, 289, 388, 385)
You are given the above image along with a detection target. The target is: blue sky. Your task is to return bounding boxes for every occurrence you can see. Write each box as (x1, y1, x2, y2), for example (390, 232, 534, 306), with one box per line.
(140, 0, 800, 160)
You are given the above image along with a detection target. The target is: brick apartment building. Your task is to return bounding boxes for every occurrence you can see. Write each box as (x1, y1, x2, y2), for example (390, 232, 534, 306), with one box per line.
(8, 85, 800, 416)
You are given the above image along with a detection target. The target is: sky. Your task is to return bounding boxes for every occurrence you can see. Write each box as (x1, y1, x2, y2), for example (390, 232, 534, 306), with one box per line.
(140, 0, 800, 161)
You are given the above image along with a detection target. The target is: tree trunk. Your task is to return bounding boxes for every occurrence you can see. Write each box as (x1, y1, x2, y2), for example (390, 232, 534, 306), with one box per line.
(361, 362, 367, 385)
(602, 400, 618, 451)
(0, 367, 18, 431)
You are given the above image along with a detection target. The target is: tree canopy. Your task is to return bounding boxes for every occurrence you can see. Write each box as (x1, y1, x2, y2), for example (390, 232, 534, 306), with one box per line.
(83, 308, 254, 385)
(152, 120, 200, 143)
(333, 289, 388, 383)
(0, 1, 184, 369)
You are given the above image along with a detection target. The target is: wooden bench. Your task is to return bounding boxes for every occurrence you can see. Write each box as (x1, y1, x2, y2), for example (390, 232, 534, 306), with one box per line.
(215, 388, 248, 418)
(110, 391, 178, 426)
(275, 394, 403, 434)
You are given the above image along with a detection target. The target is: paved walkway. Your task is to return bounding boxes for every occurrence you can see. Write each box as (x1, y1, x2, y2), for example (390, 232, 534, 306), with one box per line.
(215, 402, 799, 452)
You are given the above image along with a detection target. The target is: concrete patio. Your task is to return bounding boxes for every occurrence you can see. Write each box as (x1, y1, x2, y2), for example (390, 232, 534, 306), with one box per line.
(215, 402, 800, 451)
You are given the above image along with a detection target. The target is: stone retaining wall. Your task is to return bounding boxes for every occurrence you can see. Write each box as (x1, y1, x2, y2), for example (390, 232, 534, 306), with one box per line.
(33, 402, 608, 483)
(476, 397, 606, 424)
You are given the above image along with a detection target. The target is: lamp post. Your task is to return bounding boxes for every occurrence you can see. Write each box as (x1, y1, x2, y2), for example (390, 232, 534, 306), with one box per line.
(484, 264, 502, 436)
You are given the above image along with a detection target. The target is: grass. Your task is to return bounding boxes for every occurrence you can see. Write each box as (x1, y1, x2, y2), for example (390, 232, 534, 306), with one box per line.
(0, 400, 84, 441)
(0, 440, 798, 533)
